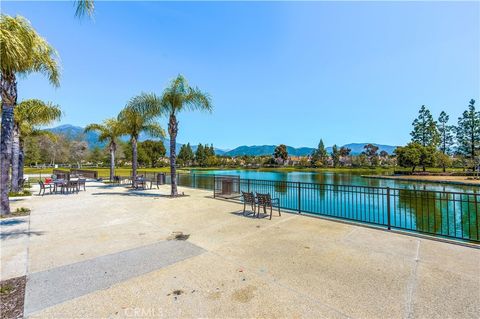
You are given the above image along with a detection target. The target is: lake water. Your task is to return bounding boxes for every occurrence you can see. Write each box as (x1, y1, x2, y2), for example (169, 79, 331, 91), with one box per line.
(191, 169, 478, 193)
(180, 169, 479, 242)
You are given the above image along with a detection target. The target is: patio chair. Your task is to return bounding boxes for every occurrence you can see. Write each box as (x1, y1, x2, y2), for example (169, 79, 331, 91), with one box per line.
(241, 191, 256, 216)
(150, 173, 165, 189)
(38, 181, 53, 196)
(135, 176, 147, 189)
(256, 193, 281, 220)
(77, 178, 86, 191)
(53, 179, 66, 194)
(66, 180, 79, 194)
(113, 176, 121, 185)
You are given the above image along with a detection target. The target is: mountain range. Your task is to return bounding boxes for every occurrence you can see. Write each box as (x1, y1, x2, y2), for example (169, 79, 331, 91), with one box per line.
(45, 124, 397, 156)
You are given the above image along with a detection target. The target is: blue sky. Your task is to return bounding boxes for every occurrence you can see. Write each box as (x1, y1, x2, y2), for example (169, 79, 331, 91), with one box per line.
(3, 1, 479, 149)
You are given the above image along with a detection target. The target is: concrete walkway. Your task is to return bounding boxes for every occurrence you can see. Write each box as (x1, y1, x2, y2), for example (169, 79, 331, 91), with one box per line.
(1, 183, 479, 318)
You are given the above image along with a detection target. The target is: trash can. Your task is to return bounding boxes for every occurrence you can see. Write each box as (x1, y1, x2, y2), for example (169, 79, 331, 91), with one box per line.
(221, 178, 233, 195)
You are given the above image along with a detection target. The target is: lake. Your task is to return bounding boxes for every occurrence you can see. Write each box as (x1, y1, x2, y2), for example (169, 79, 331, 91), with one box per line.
(178, 169, 479, 242)
(191, 169, 478, 193)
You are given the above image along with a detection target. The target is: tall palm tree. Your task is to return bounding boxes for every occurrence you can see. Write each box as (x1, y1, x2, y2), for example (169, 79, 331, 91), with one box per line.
(131, 75, 212, 196)
(12, 99, 62, 192)
(0, 15, 60, 215)
(161, 75, 212, 196)
(118, 97, 165, 185)
(84, 119, 124, 182)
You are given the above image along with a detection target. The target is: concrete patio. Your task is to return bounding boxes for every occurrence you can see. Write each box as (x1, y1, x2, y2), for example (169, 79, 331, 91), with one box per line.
(1, 183, 479, 318)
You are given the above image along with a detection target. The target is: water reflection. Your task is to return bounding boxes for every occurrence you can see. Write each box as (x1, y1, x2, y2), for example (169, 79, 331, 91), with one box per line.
(184, 170, 479, 241)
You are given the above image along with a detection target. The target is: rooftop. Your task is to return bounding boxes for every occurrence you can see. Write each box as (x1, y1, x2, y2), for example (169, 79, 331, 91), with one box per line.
(2, 183, 479, 318)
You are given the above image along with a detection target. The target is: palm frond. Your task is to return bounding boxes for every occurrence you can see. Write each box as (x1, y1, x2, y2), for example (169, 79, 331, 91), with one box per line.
(75, 0, 95, 18)
(159, 74, 213, 115)
(0, 14, 61, 86)
(15, 99, 62, 134)
(126, 92, 162, 117)
(118, 97, 165, 140)
(143, 123, 166, 139)
(85, 118, 125, 144)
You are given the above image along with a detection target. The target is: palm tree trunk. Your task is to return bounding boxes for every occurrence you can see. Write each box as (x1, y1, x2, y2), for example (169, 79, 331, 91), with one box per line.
(11, 124, 20, 192)
(169, 114, 178, 196)
(1, 71, 17, 215)
(109, 143, 115, 182)
(18, 140, 25, 183)
(132, 137, 138, 186)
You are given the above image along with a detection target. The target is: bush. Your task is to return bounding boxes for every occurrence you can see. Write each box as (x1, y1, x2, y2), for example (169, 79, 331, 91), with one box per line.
(8, 189, 32, 197)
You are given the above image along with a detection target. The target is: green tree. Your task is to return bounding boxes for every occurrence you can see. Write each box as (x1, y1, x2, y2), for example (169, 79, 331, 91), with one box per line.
(205, 144, 215, 157)
(411, 105, 439, 147)
(363, 144, 379, 157)
(396, 143, 435, 172)
(435, 152, 452, 171)
(195, 143, 206, 166)
(331, 144, 340, 167)
(88, 146, 104, 165)
(0, 15, 60, 214)
(456, 99, 480, 162)
(12, 99, 61, 191)
(395, 143, 422, 172)
(85, 118, 125, 182)
(438, 111, 454, 155)
(177, 144, 188, 167)
(141, 140, 166, 167)
(24, 136, 41, 166)
(273, 144, 288, 164)
(339, 146, 351, 166)
(118, 100, 165, 183)
(311, 139, 328, 166)
(177, 143, 194, 167)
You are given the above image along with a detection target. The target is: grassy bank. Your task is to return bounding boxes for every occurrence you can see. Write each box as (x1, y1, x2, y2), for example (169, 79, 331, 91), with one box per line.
(25, 166, 466, 177)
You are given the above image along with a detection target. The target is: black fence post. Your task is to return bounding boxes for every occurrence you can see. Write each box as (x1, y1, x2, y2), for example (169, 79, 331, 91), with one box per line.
(298, 182, 301, 214)
(247, 179, 250, 193)
(387, 187, 391, 230)
(213, 175, 216, 198)
(192, 173, 195, 188)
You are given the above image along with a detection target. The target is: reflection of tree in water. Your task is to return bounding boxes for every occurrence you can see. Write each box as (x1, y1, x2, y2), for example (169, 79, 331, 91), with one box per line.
(396, 188, 478, 240)
(195, 174, 214, 190)
(274, 181, 288, 194)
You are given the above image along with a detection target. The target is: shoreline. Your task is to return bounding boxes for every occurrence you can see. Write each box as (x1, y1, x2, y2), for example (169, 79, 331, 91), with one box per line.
(363, 175, 480, 186)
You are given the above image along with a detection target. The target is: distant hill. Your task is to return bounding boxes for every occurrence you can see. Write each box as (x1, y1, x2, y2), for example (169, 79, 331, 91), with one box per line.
(47, 124, 103, 148)
(224, 143, 397, 157)
(45, 124, 228, 156)
(45, 125, 396, 157)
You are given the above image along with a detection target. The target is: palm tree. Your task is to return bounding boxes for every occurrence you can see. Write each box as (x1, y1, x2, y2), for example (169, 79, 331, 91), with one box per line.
(12, 99, 62, 192)
(84, 119, 124, 182)
(0, 15, 60, 215)
(118, 98, 165, 185)
(75, 0, 95, 18)
(161, 75, 212, 196)
(131, 75, 212, 196)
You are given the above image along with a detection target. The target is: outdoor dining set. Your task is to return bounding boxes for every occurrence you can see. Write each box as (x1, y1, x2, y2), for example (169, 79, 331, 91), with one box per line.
(38, 175, 86, 196)
(112, 173, 166, 190)
(241, 191, 281, 220)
